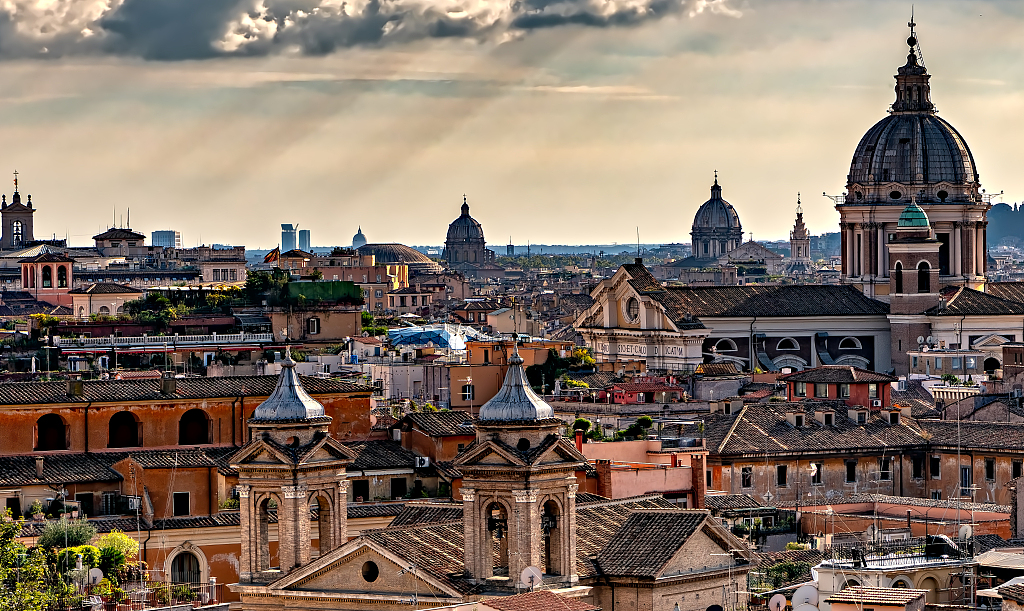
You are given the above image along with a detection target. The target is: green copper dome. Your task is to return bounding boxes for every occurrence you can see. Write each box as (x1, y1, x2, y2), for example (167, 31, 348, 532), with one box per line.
(897, 203, 930, 228)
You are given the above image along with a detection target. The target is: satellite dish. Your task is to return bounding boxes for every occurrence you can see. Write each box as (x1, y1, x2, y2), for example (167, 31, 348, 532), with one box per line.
(88, 568, 104, 585)
(917, 336, 925, 345)
(959, 524, 973, 539)
(519, 565, 543, 590)
(769, 594, 788, 611)
(793, 585, 819, 607)
(865, 524, 876, 542)
(926, 336, 934, 345)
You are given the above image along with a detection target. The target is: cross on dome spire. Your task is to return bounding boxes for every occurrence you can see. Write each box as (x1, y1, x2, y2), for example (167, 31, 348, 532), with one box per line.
(12, 170, 18, 193)
(892, 13, 934, 114)
(461, 194, 469, 216)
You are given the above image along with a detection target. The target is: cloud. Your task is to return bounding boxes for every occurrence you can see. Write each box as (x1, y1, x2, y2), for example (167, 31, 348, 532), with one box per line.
(0, 0, 740, 59)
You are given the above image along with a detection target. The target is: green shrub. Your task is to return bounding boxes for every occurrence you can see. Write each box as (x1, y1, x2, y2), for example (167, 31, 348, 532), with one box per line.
(56, 545, 100, 572)
(37, 518, 97, 549)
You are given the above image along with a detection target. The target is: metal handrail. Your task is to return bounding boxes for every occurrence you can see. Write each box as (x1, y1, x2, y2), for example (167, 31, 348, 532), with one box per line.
(56, 332, 275, 348)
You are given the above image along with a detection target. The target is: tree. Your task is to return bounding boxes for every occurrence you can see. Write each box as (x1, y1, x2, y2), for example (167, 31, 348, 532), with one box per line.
(37, 518, 96, 550)
(310, 268, 324, 281)
(571, 418, 592, 434)
(0, 515, 53, 610)
(95, 530, 138, 561)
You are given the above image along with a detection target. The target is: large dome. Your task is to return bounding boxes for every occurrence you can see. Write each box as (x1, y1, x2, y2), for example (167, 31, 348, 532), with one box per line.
(357, 243, 443, 274)
(848, 114, 977, 190)
(446, 201, 484, 243)
(845, 28, 980, 205)
(692, 179, 741, 232)
(352, 226, 367, 249)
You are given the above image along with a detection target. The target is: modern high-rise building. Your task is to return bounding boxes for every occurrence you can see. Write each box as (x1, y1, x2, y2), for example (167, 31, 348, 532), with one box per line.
(152, 230, 181, 248)
(281, 224, 297, 252)
(298, 229, 311, 252)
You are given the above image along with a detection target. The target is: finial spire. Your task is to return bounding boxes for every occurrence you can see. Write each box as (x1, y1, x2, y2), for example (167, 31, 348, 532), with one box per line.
(12, 170, 18, 193)
(714, 169, 718, 185)
(796, 192, 802, 214)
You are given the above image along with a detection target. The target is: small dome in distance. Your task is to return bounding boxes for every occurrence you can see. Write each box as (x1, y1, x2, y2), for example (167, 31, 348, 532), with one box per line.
(897, 203, 930, 228)
(352, 226, 367, 249)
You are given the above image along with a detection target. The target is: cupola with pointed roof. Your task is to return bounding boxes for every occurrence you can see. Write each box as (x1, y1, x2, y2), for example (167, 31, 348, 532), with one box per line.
(477, 342, 555, 422)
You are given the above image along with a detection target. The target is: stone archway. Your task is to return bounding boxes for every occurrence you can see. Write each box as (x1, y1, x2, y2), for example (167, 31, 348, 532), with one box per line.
(163, 541, 209, 585)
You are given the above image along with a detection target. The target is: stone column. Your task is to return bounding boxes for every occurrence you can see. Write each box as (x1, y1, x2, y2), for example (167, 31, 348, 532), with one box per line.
(279, 484, 309, 572)
(512, 489, 540, 582)
(565, 481, 579, 584)
(335, 478, 349, 549)
(237, 485, 253, 582)
(461, 487, 480, 579)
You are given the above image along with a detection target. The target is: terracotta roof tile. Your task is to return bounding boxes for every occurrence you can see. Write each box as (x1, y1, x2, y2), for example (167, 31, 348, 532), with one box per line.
(595, 510, 710, 577)
(399, 411, 476, 437)
(779, 366, 897, 384)
(484, 590, 599, 611)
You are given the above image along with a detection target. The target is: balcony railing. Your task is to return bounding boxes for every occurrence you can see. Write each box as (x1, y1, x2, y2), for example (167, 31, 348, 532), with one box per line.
(47, 579, 223, 610)
(57, 332, 276, 348)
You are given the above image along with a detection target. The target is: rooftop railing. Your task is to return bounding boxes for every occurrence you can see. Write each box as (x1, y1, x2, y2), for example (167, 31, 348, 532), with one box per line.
(56, 332, 276, 348)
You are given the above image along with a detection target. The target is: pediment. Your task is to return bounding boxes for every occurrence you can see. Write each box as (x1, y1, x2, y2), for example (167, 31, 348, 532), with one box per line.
(531, 439, 587, 466)
(230, 440, 294, 468)
(298, 436, 357, 465)
(972, 334, 1012, 348)
(453, 441, 525, 468)
(268, 538, 461, 599)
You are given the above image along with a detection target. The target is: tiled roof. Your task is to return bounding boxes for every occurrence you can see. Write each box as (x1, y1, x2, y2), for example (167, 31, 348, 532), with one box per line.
(754, 549, 824, 590)
(562, 371, 621, 389)
(999, 584, 1024, 604)
(623, 263, 664, 293)
(658, 284, 889, 318)
(109, 448, 221, 469)
(825, 586, 926, 605)
(574, 495, 677, 578)
(347, 504, 407, 519)
(611, 383, 684, 393)
(985, 282, 1024, 304)
(703, 402, 926, 457)
(974, 534, 1010, 554)
(575, 492, 608, 505)
(389, 502, 464, 526)
(924, 286, 1024, 316)
(696, 363, 740, 376)
(559, 293, 596, 311)
(68, 283, 143, 295)
(704, 494, 763, 511)
(19, 252, 75, 263)
(594, 510, 709, 577)
(820, 493, 1010, 514)
(344, 440, 418, 471)
(779, 366, 897, 384)
(484, 590, 600, 611)
(92, 228, 146, 241)
(400, 411, 475, 437)
(918, 420, 1024, 452)
(279, 249, 315, 258)
(0, 454, 122, 486)
(0, 375, 372, 406)
(365, 521, 475, 593)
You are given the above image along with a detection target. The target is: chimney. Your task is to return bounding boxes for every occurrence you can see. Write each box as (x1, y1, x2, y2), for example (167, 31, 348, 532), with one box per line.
(575, 429, 583, 453)
(66, 378, 83, 397)
(161, 373, 177, 395)
(635, 257, 643, 265)
(671, 452, 678, 468)
(907, 510, 912, 530)
(35, 457, 44, 479)
(596, 459, 613, 498)
(692, 453, 706, 509)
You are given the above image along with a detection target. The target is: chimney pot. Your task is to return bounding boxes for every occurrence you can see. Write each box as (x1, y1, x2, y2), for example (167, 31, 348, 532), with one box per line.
(35, 457, 44, 479)
(161, 373, 177, 395)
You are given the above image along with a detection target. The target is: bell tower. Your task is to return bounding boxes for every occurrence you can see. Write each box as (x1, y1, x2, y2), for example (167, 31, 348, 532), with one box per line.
(1, 171, 35, 250)
(455, 342, 587, 586)
(230, 348, 356, 583)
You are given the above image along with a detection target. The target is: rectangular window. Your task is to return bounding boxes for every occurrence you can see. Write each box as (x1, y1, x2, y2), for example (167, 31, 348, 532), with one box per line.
(794, 414, 804, 427)
(307, 317, 320, 335)
(930, 455, 941, 479)
(824, 413, 834, 426)
(706, 470, 712, 487)
(390, 478, 407, 499)
(462, 384, 475, 401)
(839, 384, 850, 399)
(960, 466, 972, 497)
(795, 382, 806, 397)
(857, 411, 867, 424)
(811, 463, 823, 485)
(172, 492, 190, 517)
(741, 467, 752, 488)
(912, 455, 924, 479)
(889, 412, 900, 425)
(230, 269, 237, 281)
(212, 269, 221, 281)
(912, 356, 918, 368)
(375, 290, 383, 298)
(935, 357, 942, 370)
(400, 296, 407, 307)
(777, 465, 788, 487)
(931, 490, 942, 500)
(815, 383, 828, 398)
(352, 479, 370, 501)
(846, 461, 857, 483)
(880, 457, 892, 481)
(411, 296, 417, 305)
(479, 313, 486, 323)
(952, 357, 962, 371)
(985, 458, 995, 481)
(467, 312, 475, 322)
(1014, 460, 1023, 480)
(868, 384, 878, 399)
(966, 357, 977, 370)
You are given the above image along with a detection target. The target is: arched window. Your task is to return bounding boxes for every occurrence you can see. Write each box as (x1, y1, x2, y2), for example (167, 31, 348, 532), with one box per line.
(57, 266, 68, 288)
(116, 305, 124, 315)
(170, 551, 201, 583)
(714, 338, 738, 352)
(917, 261, 930, 293)
(108, 411, 140, 448)
(11, 221, 22, 247)
(313, 495, 334, 557)
(36, 413, 68, 451)
(838, 337, 862, 350)
(42, 266, 52, 288)
(178, 409, 210, 445)
(894, 261, 903, 293)
(542, 500, 562, 576)
(98, 306, 110, 315)
(78, 306, 85, 318)
(487, 502, 509, 576)
(984, 358, 1001, 373)
(776, 338, 799, 351)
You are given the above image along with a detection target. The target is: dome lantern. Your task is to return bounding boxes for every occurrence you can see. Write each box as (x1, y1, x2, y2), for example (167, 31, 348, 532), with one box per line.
(477, 342, 554, 422)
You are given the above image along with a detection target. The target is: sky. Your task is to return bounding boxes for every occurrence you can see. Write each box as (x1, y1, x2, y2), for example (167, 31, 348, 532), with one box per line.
(0, 0, 1022, 249)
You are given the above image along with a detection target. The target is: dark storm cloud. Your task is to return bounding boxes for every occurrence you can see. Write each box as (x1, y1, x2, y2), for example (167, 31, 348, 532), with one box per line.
(0, 0, 739, 60)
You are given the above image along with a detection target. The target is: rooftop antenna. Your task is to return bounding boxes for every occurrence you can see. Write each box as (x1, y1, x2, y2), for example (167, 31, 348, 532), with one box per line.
(127, 207, 130, 229)
(636, 227, 640, 258)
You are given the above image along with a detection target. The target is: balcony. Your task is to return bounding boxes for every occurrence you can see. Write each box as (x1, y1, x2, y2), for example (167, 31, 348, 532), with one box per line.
(57, 332, 276, 351)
